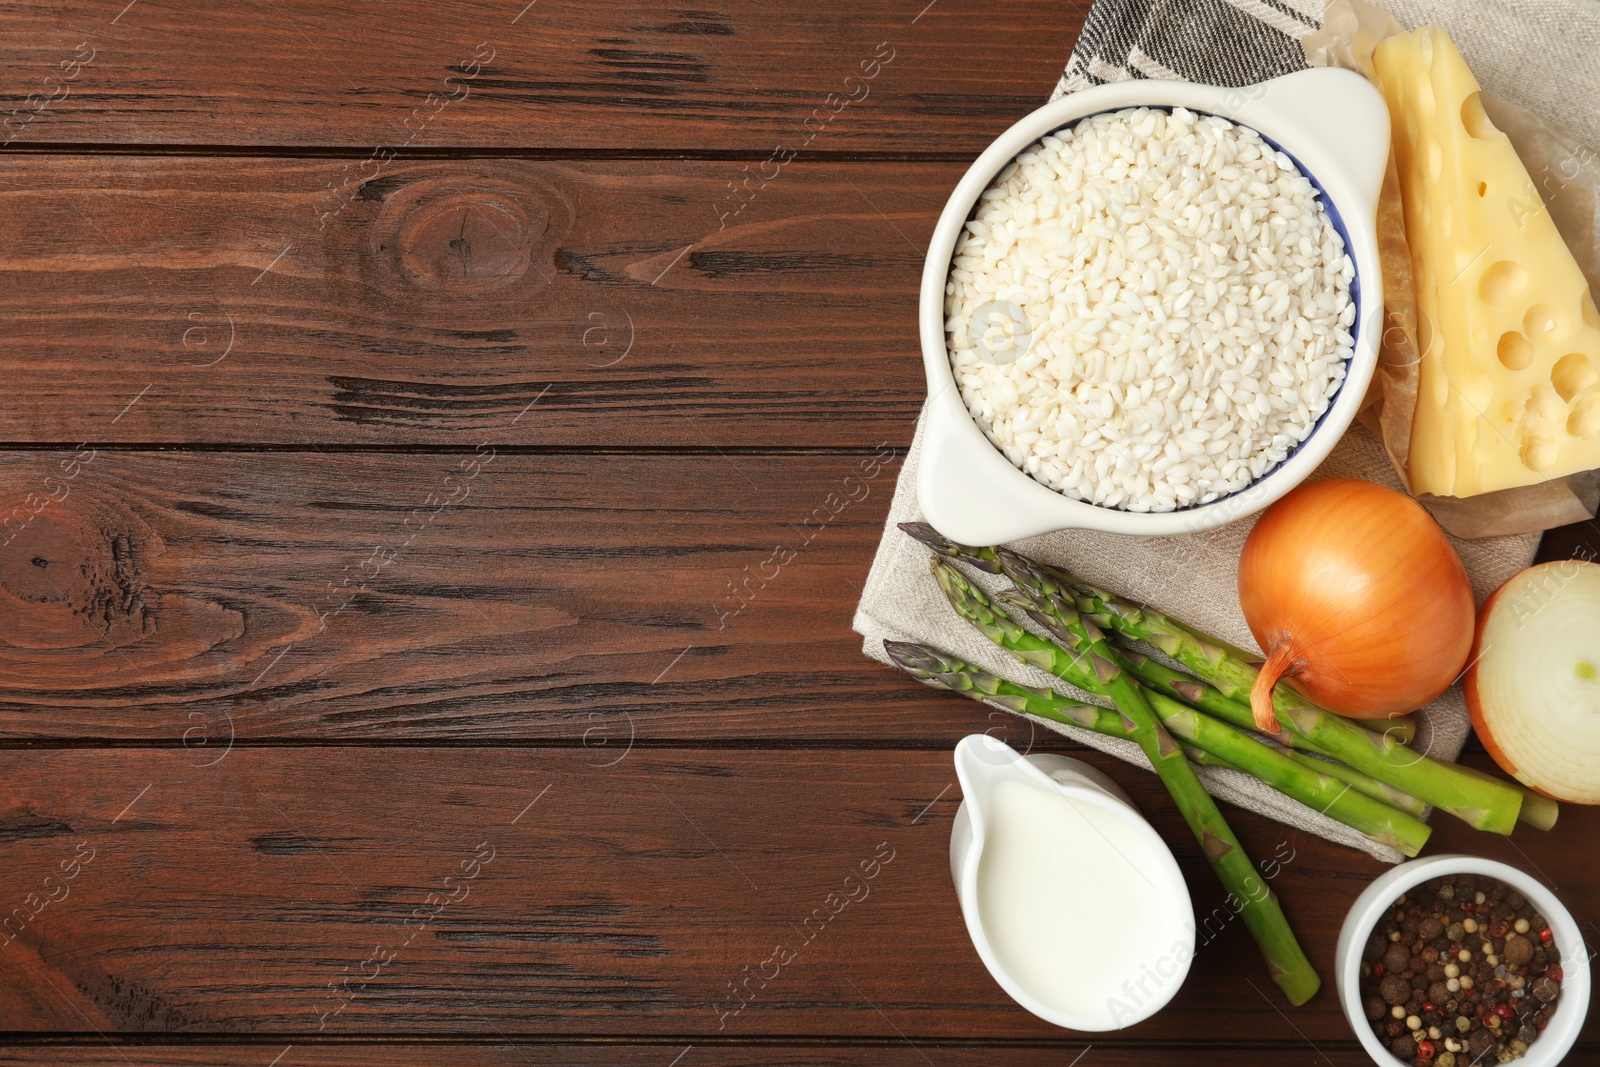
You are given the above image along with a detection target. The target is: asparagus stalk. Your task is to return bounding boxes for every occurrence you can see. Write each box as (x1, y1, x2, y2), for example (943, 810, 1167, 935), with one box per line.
(1449, 763, 1559, 832)
(1111, 645, 1429, 819)
(884, 641, 1254, 783)
(1513, 790, 1561, 833)
(897, 522, 1524, 836)
(882, 638, 1128, 734)
(1075, 592, 1569, 830)
(929, 558, 1321, 1005)
(1277, 749, 1428, 819)
(1100, 601, 1557, 832)
(993, 571, 1432, 857)
(1061, 578, 1523, 834)
(886, 640, 1238, 779)
(1186, 745, 1244, 772)
(884, 636, 1430, 854)
(898, 522, 1415, 743)
(901, 521, 1429, 817)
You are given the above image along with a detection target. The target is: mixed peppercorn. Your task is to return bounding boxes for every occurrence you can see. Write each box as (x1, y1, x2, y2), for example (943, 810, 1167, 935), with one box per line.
(1359, 874, 1562, 1065)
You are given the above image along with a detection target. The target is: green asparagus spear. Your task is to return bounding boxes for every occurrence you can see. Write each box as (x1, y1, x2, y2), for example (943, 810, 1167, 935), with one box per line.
(897, 521, 1413, 742)
(885, 639, 1240, 778)
(1060, 578, 1523, 834)
(929, 557, 1321, 1005)
(1448, 763, 1559, 831)
(901, 520, 1429, 817)
(1277, 749, 1428, 819)
(1109, 646, 1429, 819)
(884, 638, 1136, 735)
(994, 572, 1431, 857)
(885, 635, 1429, 854)
(896, 522, 1524, 836)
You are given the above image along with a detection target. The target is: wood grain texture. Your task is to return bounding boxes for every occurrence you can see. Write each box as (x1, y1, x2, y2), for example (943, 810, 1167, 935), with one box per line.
(0, 745, 1590, 1045)
(1536, 517, 1600, 566)
(0, 156, 945, 447)
(0, 0, 1087, 152)
(0, 450, 942, 742)
(0, 1043, 1424, 1066)
(4, 0, 1593, 1055)
(0, 449, 1589, 744)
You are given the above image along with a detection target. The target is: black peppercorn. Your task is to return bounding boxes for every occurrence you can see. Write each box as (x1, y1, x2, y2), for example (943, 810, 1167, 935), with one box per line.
(1381, 974, 1412, 1006)
(1468, 1028, 1495, 1057)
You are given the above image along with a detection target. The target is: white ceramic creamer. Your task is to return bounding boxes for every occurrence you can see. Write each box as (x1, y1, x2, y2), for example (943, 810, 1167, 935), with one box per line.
(949, 734, 1195, 1030)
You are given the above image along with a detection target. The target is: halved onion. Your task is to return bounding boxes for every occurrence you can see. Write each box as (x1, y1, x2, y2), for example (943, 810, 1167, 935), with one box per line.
(1466, 560, 1600, 804)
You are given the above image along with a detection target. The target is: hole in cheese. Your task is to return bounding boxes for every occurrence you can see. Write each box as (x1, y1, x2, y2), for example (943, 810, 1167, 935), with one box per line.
(1553, 353, 1599, 402)
(1461, 91, 1498, 139)
(1524, 303, 1564, 341)
(1477, 181, 1488, 197)
(1479, 261, 1529, 303)
(1497, 331, 1534, 371)
(1570, 394, 1600, 438)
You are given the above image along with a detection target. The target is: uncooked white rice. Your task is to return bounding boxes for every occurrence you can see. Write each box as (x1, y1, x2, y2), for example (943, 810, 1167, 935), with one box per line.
(946, 106, 1355, 512)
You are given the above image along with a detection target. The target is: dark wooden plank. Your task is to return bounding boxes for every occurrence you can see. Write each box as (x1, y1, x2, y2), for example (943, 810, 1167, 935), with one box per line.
(0, 746, 1591, 1045)
(6, 450, 1592, 744)
(0, 1042, 1408, 1066)
(0, 0, 1086, 152)
(1537, 517, 1600, 566)
(0, 156, 943, 447)
(0, 450, 936, 741)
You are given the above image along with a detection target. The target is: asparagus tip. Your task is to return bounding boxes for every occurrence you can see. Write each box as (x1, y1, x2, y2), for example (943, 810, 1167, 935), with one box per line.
(898, 522, 1003, 572)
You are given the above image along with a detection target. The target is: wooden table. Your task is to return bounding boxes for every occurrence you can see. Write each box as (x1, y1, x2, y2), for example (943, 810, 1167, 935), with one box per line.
(1, 2, 1596, 1063)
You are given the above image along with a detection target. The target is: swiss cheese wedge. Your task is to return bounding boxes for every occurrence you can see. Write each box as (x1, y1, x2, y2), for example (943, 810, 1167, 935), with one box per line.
(1374, 27, 1600, 498)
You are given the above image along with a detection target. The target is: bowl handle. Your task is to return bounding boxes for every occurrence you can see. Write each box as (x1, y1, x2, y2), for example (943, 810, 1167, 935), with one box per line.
(1225, 67, 1391, 213)
(918, 386, 1105, 544)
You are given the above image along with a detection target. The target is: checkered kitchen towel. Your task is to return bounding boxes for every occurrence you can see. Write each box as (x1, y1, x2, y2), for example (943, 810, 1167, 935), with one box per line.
(856, 0, 1600, 862)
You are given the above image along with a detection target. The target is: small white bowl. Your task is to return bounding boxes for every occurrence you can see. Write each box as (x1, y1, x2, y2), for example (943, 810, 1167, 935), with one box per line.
(1335, 854, 1590, 1066)
(919, 67, 1391, 545)
(949, 734, 1194, 1030)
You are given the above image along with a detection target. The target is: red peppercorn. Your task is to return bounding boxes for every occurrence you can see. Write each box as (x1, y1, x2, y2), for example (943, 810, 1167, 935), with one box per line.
(1491, 920, 1509, 938)
(1548, 964, 1564, 981)
(1417, 1038, 1436, 1060)
(1539, 927, 1553, 943)
(1421, 1001, 1435, 1012)
(1538, 1016, 1550, 1030)
(1374, 963, 1385, 977)
(1495, 1002, 1514, 1020)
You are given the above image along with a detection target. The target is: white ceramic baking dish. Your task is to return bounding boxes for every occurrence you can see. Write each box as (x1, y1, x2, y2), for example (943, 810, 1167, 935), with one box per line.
(918, 67, 1390, 545)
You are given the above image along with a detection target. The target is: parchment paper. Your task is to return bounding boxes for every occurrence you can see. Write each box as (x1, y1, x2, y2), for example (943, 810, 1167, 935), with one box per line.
(1304, 0, 1600, 537)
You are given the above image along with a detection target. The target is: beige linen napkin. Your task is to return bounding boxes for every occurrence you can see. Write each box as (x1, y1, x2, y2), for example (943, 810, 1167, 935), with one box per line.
(852, 0, 1600, 861)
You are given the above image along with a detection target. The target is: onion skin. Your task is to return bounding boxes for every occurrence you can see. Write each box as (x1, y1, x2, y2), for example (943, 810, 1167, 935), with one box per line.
(1238, 478, 1475, 731)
